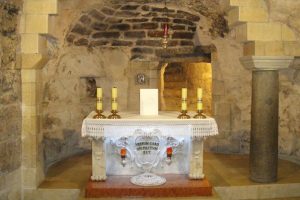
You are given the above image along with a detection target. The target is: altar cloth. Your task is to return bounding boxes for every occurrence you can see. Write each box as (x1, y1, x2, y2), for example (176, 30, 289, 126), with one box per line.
(81, 111, 218, 139)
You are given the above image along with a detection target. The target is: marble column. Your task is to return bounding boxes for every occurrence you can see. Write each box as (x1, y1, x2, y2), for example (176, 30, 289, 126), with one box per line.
(240, 56, 294, 183)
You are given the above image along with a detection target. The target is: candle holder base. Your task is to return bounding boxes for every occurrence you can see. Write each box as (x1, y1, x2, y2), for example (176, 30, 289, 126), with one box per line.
(93, 110, 106, 119)
(177, 110, 190, 119)
(193, 110, 206, 119)
(108, 110, 121, 119)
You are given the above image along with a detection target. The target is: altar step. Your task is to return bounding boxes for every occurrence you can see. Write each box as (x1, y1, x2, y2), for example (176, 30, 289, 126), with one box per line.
(85, 175, 213, 198)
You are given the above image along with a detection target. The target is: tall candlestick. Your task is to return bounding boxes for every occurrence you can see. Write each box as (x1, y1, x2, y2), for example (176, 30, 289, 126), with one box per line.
(108, 87, 121, 119)
(93, 87, 106, 119)
(194, 88, 206, 119)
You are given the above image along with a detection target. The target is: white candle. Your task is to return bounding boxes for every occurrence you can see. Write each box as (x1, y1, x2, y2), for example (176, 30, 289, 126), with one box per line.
(111, 87, 118, 110)
(97, 88, 102, 98)
(197, 88, 203, 111)
(112, 87, 117, 98)
(182, 88, 187, 99)
(96, 87, 103, 110)
(197, 88, 202, 99)
(181, 88, 187, 111)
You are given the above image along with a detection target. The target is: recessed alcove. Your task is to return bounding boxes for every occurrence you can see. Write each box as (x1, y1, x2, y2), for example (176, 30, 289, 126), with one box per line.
(160, 61, 212, 114)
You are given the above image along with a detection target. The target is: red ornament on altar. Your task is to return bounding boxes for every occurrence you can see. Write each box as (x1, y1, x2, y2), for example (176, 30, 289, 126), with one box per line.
(166, 147, 172, 158)
(120, 148, 126, 158)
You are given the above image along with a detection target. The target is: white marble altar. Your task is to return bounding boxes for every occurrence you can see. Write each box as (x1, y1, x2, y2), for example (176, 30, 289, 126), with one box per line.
(81, 111, 218, 182)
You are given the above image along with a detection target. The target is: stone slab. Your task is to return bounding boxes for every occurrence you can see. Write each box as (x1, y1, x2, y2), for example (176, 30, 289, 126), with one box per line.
(85, 175, 212, 198)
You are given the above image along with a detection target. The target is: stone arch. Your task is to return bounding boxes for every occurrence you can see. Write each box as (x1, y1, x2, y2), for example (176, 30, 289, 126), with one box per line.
(65, 2, 202, 60)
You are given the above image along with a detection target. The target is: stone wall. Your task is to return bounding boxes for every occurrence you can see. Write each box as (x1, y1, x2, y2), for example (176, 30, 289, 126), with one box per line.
(0, 0, 22, 199)
(40, 0, 300, 169)
(65, 2, 201, 60)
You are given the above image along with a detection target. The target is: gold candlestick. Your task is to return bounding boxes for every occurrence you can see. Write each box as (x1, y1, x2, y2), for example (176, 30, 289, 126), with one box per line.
(193, 110, 206, 119)
(178, 98, 190, 119)
(93, 97, 106, 119)
(108, 110, 121, 119)
(93, 109, 106, 119)
(177, 110, 191, 119)
(108, 98, 121, 119)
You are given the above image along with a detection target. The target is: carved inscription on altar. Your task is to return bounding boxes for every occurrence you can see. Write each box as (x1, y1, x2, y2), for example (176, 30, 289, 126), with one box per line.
(136, 140, 159, 155)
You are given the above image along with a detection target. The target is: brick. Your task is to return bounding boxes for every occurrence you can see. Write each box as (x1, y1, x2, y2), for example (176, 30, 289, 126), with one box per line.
(188, 26, 196, 31)
(124, 31, 145, 38)
(177, 10, 200, 21)
(121, 5, 139, 10)
(115, 11, 139, 17)
(111, 40, 133, 46)
(125, 18, 148, 23)
(109, 23, 130, 31)
(66, 34, 75, 43)
(71, 24, 91, 35)
(141, 5, 150, 11)
(152, 17, 170, 22)
(136, 40, 161, 46)
(170, 25, 186, 30)
(142, 12, 158, 17)
(162, 13, 185, 19)
(105, 18, 122, 23)
(133, 23, 158, 29)
(92, 32, 120, 38)
(89, 40, 110, 46)
(172, 31, 194, 39)
(131, 47, 154, 54)
(74, 38, 89, 46)
(180, 40, 194, 46)
(92, 22, 108, 31)
(173, 18, 194, 26)
(147, 30, 164, 38)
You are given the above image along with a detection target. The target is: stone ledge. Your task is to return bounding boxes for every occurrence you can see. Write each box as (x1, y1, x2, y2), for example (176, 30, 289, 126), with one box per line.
(240, 56, 294, 71)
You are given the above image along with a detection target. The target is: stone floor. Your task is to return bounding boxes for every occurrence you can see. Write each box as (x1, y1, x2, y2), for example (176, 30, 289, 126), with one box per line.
(38, 152, 300, 200)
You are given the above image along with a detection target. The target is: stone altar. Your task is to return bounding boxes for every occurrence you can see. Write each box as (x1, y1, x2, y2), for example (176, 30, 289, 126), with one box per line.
(81, 111, 218, 185)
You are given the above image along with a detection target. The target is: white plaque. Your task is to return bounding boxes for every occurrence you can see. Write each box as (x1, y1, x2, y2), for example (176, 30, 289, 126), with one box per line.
(140, 89, 158, 116)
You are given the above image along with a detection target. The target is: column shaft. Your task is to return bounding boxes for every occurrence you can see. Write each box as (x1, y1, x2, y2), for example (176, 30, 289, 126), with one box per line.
(250, 70, 278, 183)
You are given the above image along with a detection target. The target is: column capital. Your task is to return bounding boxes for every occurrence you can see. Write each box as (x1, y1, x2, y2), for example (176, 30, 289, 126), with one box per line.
(240, 56, 294, 71)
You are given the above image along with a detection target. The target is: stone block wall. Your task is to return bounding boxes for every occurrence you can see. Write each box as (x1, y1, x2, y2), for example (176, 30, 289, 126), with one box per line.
(0, 0, 22, 199)
(66, 3, 201, 60)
